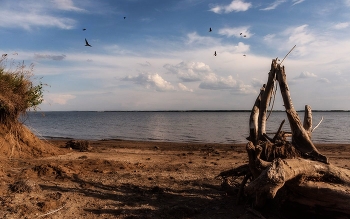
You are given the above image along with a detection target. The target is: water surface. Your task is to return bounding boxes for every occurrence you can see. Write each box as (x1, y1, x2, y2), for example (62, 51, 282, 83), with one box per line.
(23, 111, 350, 144)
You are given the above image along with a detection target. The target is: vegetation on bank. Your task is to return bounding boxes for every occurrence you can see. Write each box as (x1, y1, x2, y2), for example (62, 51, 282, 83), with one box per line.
(0, 56, 44, 124)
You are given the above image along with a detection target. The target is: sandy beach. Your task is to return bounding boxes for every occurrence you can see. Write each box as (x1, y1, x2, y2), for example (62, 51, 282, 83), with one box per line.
(0, 139, 349, 218)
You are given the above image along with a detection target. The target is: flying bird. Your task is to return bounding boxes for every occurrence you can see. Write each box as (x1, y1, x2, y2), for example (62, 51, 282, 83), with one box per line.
(243, 54, 246, 57)
(240, 33, 242, 35)
(209, 27, 212, 32)
(2, 54, 7, 57)
(124, 16, 126, 19)
(85, 38, 92, 47)
(214, 51, 217, 56)
(244, 35, 246, 37)
(83, 28, 86, 31)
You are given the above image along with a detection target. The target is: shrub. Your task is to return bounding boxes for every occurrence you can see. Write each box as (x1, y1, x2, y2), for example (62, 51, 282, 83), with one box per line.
(0, 56, 44, 124)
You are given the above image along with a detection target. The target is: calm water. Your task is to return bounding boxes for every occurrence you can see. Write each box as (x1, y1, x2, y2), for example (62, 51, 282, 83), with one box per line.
(22, 111, 350, 144)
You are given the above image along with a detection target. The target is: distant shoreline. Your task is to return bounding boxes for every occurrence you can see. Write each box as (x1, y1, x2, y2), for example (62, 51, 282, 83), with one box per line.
(40, 136, 350, 146)
(29, 110, 350, 113)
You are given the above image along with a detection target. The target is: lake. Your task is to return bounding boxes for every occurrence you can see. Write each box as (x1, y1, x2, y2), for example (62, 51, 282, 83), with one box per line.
(22, 111, 350, 144)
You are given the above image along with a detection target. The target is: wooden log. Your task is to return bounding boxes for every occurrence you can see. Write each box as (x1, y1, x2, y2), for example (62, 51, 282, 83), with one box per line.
(272, 119, 285, 142)
(287, 181, 350, 215)
(258, 59, 277, 140)
(246, 141, 270, 178)
(248, 85, 265, 145)
(245, 158, 350, 214)
(303, 105, 312, 138)
(276, 64, 328, 164)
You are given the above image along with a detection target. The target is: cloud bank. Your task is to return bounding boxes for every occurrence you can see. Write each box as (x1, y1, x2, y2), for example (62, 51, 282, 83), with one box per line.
(122, 73, 175, 92)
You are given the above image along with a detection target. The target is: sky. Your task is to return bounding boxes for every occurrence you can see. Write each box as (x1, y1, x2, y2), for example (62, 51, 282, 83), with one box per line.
(1, 0, 350, 111)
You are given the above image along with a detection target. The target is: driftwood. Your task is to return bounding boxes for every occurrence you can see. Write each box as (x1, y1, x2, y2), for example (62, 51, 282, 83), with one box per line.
(218, 59, 350, 217)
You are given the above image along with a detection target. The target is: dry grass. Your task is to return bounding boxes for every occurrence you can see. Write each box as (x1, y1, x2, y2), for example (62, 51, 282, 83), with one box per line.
(0, 56, 50, 159)
(0, 56, 43, 124)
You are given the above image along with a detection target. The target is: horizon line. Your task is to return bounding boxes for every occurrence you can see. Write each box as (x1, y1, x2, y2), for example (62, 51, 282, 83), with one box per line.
(28, 109, 350, 112)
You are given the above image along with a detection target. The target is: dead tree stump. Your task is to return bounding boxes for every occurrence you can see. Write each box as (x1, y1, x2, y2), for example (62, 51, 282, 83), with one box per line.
(218, 59, 350, 217)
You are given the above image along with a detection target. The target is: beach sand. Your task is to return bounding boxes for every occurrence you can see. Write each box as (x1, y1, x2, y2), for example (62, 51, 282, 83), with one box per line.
(0, 139, 349, 218)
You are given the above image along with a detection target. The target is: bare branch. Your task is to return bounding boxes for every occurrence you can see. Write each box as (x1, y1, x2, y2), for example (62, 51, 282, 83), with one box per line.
(280, 45, 296, 64)
(311, 116, 323, 132)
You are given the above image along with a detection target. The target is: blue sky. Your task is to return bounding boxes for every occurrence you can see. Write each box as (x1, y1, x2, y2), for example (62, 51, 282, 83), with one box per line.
(1, 0, 350, 111)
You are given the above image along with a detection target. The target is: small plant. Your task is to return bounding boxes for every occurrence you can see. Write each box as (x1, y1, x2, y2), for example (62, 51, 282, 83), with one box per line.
(0, 55, 44, 124)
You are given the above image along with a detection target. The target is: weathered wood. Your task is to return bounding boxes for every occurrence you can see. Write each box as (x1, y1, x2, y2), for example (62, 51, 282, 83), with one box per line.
(276, 64, 328, 164)
(219, 58, 350, 217)
(248, 85, 265, 145)
(237, 173, 251, 204)
(246, 141, 270, 178)
(258, 59, 277, 140)
(303, 105, 312, 138)
(311, 116, 323, 133)
(245, 158, 350, 214)
(272, 119, 285, 142)
(287, 181, 350, 215)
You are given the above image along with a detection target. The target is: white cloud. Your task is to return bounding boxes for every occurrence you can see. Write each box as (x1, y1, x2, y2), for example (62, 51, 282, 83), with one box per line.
(209, 0, 252, 14)
(122, 73, 175, 92)
(178, 83, 193, 92)
(0, 0, 85, 30)
(186, 32, 219, 46)
(263, 24, 342, 60)
(0, 11, 76, 30)
(295, 71, 317, 79)
(52, 0, 85, 11)
(251, 78, 264, 88)
(318, 78, 330, 83)
(292, 0, 304, 6)
(199, 74, 255, 94)
(44, 94, 76, 105)
(103, 44, 138, 56)
(229, 42, 250, 53)
(344, 0, 350, 7)
(260, 0, 287, 11)
(333, 22, 349, 30)
(164, 61, 211, 82)
(281, 25, 315, 56)
(218, 26, 251, 38)
(263, 34, 276, 43)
